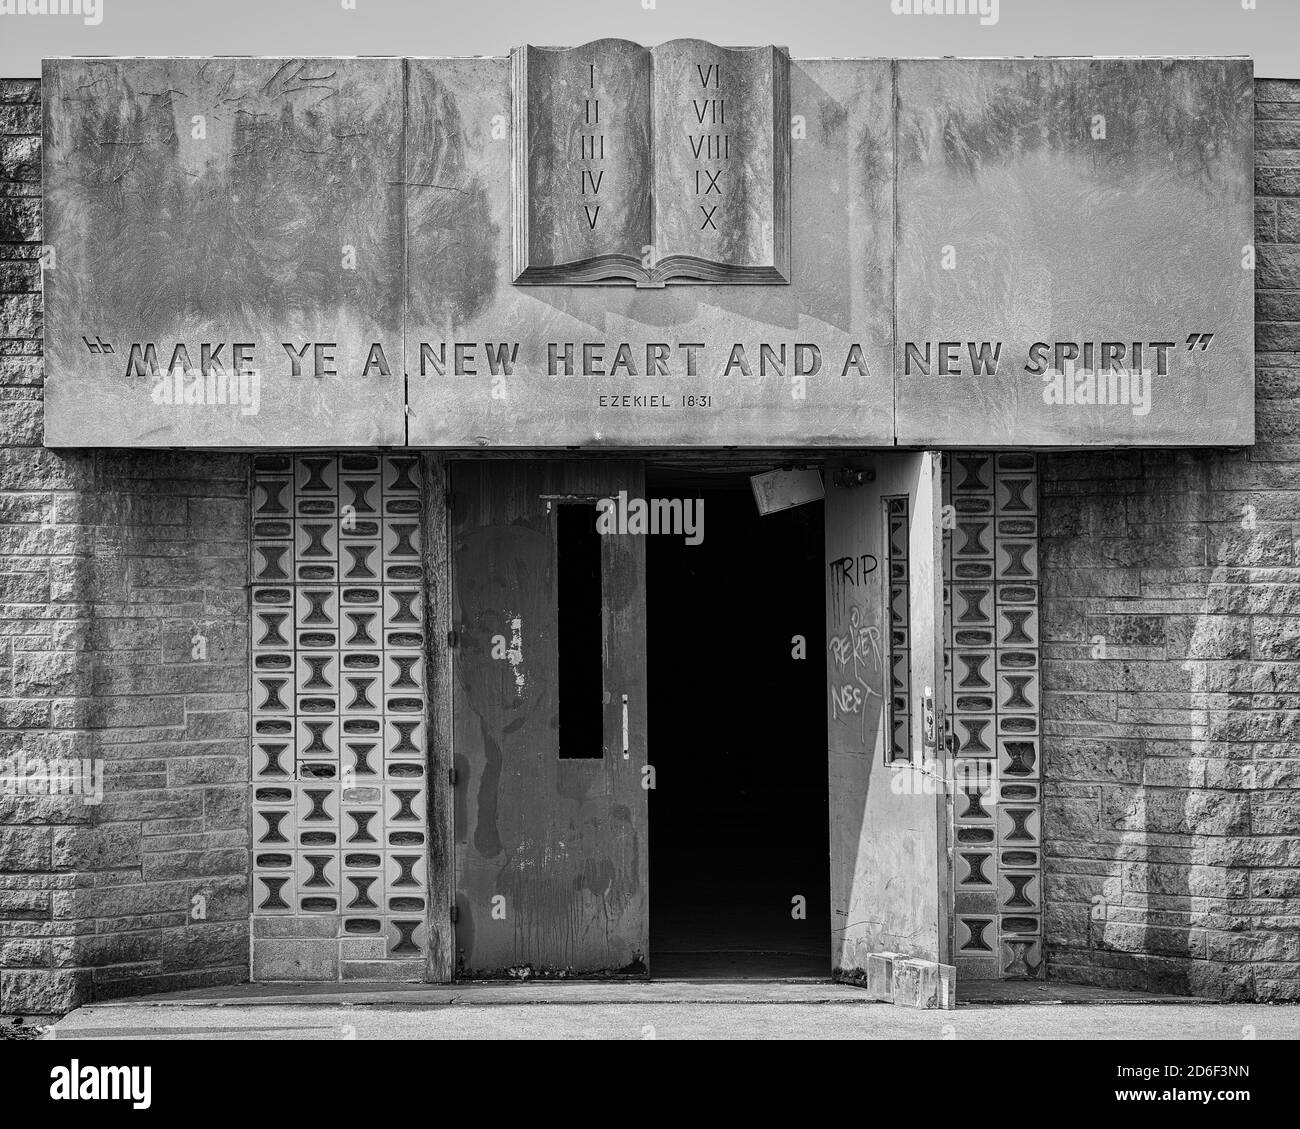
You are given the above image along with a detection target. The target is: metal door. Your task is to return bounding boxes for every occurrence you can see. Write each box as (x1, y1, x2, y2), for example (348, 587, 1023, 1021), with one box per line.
(450, 460, 649, 976)
(824, 453, 950, 977)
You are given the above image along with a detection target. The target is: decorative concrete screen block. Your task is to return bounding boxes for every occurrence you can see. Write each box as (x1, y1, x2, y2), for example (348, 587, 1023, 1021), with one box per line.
(844, 454, 1040, 990)
(250, 454, 428, 981)
(885, 497, 911, 761)
(896, 59, 1254, 447)
(42, 58, 405, 447)
(944, 453, 1042, 981)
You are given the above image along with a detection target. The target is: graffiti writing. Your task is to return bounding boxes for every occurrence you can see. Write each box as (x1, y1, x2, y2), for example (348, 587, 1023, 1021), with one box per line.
(827, 552, 877, 621)
(826, 548, 884, 748)
(827, 604, 884, 740)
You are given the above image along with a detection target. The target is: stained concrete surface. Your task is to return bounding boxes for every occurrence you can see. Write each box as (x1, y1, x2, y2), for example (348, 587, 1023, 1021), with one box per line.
(48, 981, 1298, 1040)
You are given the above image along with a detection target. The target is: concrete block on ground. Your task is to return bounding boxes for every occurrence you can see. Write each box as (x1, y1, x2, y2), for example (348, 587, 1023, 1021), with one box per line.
(892, 958, 957, 1010)
(865, 951, 900, 1002)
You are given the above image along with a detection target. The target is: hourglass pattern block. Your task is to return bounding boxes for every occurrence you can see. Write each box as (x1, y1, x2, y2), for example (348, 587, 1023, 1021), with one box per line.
(251, 454, 428, 979)
(943, 453, 1041, 981)
(885, 496, 911, 762)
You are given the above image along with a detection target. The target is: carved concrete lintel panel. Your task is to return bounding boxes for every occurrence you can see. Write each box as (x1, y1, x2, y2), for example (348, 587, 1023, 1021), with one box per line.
(40, 54, 1254, 450)
(407, 55, 892, 447)
(42, 57, 405, 448)
(894, 58, 1255, 447)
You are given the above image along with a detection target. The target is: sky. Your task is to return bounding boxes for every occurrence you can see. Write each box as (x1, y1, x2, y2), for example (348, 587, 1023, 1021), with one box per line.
(0, 0, 1295, 78)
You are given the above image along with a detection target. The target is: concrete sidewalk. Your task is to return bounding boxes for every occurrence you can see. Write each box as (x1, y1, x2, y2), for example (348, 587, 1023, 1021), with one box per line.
(48, 980, 1299, 1040)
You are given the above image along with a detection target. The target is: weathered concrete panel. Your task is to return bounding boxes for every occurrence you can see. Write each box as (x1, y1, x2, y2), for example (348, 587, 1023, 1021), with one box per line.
(404, 56, 894, 447)
(895, 58, 1255, 447)
(39, 54, 1255, 450)
(42, 58, 404, 448)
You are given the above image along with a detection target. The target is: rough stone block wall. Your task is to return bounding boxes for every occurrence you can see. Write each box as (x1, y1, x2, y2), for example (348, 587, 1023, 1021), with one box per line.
(0, 78, 251, 1018)
(1040, 77, 1300, 1002)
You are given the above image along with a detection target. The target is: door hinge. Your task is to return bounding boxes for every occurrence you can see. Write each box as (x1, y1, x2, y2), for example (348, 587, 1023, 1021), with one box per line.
(445, 489, 454, 510)
(450, 905, 459, 923)
(447, 629, 458, 648)
(448, 766, 458, 786)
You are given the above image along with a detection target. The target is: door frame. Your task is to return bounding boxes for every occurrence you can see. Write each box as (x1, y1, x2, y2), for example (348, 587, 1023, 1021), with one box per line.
(424, 451, 952, 983)
(432, 457, 650, 979)
(423, 453, 455, 982)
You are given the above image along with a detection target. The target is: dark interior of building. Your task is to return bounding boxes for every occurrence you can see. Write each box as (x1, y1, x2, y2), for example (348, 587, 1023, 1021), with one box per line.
(646, 468, 830, 978)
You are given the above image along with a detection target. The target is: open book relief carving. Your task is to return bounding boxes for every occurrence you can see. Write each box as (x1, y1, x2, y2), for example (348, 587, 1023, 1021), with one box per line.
(513, 39, 791, 286)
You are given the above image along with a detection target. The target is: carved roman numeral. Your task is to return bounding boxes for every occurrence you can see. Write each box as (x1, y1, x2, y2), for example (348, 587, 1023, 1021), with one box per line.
(700, 205, 718, 231)
(584, 204, 601, 230)
(689, 135, 730, 160)
(695, 169, 723, 195)
(693, 99, 724, 125)
(581, 170, 604, 194)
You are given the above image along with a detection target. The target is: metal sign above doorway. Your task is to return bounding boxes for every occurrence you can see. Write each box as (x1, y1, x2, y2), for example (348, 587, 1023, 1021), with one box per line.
(749, 468, 825, 515)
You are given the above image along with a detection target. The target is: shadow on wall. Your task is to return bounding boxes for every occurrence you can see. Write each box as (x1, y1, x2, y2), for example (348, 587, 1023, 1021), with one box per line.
(1042, 450, 1286, 1002)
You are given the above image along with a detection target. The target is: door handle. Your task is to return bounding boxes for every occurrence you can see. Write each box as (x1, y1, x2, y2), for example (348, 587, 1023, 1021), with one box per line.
(922, 685, 937, 754)
(622, 694, 629, 760)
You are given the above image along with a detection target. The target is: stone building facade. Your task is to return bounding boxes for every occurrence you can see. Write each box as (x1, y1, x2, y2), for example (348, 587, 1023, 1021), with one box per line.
(2, 77, 250, 1015)
(0, 72, 1296, 1017)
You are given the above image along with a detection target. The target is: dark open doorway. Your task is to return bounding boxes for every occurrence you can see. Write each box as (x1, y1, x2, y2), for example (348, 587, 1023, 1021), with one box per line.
(646, 467, 830, 978)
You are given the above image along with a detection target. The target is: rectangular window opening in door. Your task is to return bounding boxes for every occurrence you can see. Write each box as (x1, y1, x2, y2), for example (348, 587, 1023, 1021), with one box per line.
(556, 502, 605, 760)
(646, 466, 831, 979)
